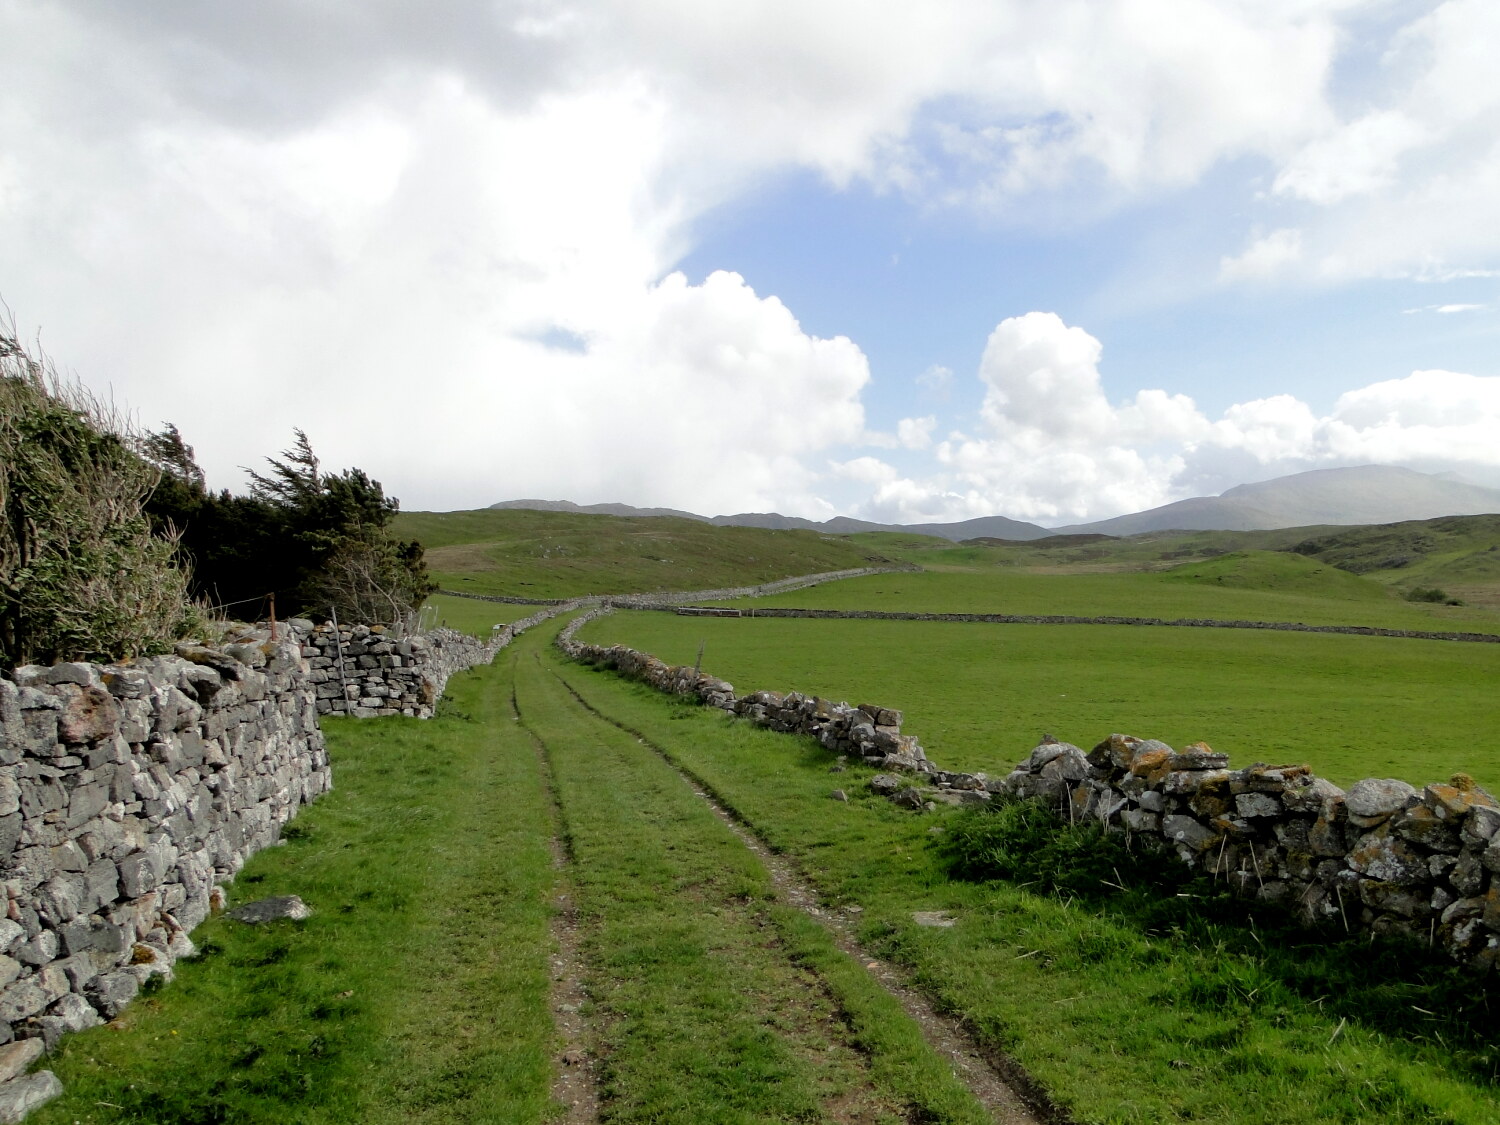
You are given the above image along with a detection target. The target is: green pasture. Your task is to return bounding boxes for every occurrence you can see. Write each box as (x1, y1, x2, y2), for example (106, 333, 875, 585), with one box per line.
(395, 507, 886, 598)
(706, 553, 1500, 634)
(581, 611, 1500, 789)
(423, 590, 535, 636)
(557, 653, 1500, 1124)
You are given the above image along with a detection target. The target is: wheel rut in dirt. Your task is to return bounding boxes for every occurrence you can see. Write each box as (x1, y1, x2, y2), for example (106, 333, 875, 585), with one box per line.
(509, 669, 601, 1125)
(547, 663, 1061, 1125)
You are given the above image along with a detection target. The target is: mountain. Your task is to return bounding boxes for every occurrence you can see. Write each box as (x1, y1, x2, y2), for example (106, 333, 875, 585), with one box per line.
(487, 466, 1500, 544)
(487, 498, 708, 522)
(1054, 466, 1500, 536)
(487, 501, 1052, 540)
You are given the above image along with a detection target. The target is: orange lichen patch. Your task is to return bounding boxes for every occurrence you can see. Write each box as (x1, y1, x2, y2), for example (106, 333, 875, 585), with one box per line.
(1129, 748, 1172, 784)
(1425, 782, 1500, 819)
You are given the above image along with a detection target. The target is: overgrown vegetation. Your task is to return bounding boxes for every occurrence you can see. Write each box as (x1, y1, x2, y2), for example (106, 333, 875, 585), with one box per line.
(0, 326, 196, 666)
(145, 427, 434, 625)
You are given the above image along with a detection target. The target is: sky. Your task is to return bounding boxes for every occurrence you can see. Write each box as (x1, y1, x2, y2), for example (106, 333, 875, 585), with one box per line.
(3, 0, 1499, 526)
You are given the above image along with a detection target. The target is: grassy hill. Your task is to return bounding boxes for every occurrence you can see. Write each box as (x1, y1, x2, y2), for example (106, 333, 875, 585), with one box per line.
(393, 508, 894, 599)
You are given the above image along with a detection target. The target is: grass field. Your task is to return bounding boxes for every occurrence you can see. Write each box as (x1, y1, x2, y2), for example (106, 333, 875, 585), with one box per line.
(395, 507, 890, 598)
(423, 591, 535, 636)
(555, 648, 1500, 1123)
(580, 611, 1500, 789)
(30, 614, 1500, 1123)
(702, 554, 1500, 634)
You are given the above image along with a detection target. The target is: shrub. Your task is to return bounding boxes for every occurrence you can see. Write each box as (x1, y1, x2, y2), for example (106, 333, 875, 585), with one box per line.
(0, 326, 197, 667)
(1406, 586, 1462, 605)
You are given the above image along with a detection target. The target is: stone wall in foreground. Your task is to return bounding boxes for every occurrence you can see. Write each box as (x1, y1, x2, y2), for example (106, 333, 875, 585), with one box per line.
(557, 608, 1500, 972)
(0, 623, 331, 1050)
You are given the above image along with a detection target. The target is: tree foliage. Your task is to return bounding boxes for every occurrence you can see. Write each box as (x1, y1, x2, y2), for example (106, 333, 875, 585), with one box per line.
(0, 328, 197, 667)
(145, 427, 434, 625)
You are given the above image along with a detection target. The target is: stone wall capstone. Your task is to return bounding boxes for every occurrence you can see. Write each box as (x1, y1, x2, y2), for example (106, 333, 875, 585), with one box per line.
(556, 608, 1500, 971)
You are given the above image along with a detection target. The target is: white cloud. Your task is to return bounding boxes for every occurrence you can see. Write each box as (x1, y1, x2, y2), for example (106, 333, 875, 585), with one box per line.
(896, 415, 937, 450)
(915, 364, 953, 400)
(1219, 229, 1304, 282)
(850, 313, 1500, 525)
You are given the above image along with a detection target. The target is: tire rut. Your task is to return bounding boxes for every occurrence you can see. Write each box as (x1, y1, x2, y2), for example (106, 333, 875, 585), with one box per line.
(509, 666, 601, 1125)
(548, 663, 1065, 1125)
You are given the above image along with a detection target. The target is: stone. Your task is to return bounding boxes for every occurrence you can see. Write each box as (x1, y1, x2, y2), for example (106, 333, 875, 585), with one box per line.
(56, 684, 121, 744)
(1169, 743, 1229, 771)
(0, 1039, 43, 1085)
(1162, 814, 1220, 852)
(830, 789, 848, 802)
(0, 980, 48, 1023)
(38, 992, 102, 1048)
(1345, 778, 1418, 827)
(911, 911, 956, 928)
(1235, 792, 1282, 818)
(867, 774, 901, 796)
(225, 895, 312, 924)
(0, 1069, 63, 1123)
(1348, 831, 1430, 886)
(1463, 805, 1500, 847)
(1424, 781, 1500, 821)
(84, 970, 140, 1018)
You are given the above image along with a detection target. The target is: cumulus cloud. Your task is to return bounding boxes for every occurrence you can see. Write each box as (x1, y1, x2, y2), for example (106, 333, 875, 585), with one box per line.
(852, 313, 1500, 525)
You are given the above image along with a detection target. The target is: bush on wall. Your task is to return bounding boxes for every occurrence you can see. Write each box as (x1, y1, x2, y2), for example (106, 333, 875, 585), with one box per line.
(0, 327, 197, 668)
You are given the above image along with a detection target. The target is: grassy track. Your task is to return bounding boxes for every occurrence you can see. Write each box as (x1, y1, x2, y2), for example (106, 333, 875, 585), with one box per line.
(32, 659, 559, 1124)
(582, 612, 1500, 789)
(513, 638, 995, 1124)
(706, 564, 1500, 634)
(555, 656, 1500, 1124)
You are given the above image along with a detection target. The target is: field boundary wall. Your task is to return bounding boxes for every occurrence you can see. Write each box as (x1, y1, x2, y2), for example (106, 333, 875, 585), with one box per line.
(645, 605, 1500, 644)
(557, 607, 1500, 973)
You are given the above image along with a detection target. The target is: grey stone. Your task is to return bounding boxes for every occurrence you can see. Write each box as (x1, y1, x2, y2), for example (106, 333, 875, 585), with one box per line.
(911, 911, 955, 928)
(1345, 778, 1418, 826)
(867, 774, 901, 796)
(1162, 815, 1220, 852)
(0, 1038, 43, 1085)
(1235, 793, 1282, 818)
(0, 980, 48, 1022)
(0, 1069, 63, 1123)
(84, 970, 140, 1018)
(225, 895, 311, 924)
(13, 931, 56, 968)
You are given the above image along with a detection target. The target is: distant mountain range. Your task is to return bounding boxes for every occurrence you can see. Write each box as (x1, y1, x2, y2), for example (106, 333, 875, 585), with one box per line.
(490, 465, 1500, 542)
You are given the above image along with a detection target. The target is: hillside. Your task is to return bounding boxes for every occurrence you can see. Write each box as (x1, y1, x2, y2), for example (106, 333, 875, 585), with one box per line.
(393, 508, 894, 598)
(1057, 466, 1500, 536)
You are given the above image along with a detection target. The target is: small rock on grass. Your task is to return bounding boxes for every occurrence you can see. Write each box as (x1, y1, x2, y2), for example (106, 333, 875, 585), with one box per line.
(226, 895, 312, 924)
(912, 911, 957, 929)
(831, 789, 848, 802)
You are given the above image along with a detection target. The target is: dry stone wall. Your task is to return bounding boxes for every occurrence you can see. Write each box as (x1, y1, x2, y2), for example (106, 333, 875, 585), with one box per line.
(0, 623, 332, 1053)
(557, 608, 1500, 971)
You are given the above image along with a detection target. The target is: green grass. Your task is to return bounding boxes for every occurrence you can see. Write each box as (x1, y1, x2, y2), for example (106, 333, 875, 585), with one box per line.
(423, 590, 532, 636)
(554, 656, 1500, 1124)
(707, 562, 1500, 633)
(581, 611, 1500, 790)
(395, 507, 890, 598)
(515, 641, 991, 1124)
(32, 660, 559, 1124)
